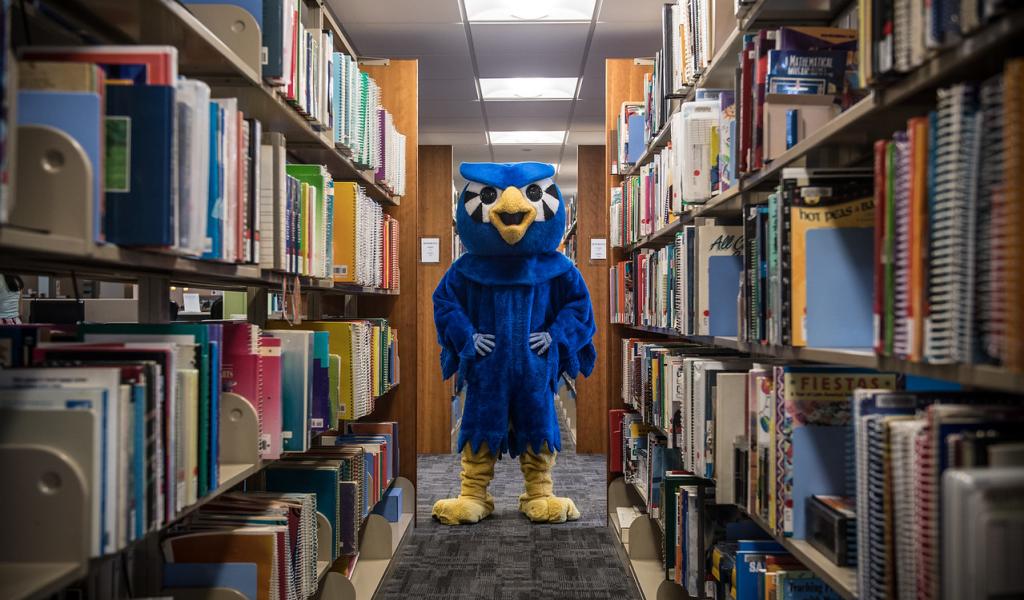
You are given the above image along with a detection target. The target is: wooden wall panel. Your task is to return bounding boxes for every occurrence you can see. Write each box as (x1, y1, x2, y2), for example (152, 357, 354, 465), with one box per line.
(604, 59, 651, 478)
(574, 145, 609, 454)
(416, 145, 454, 454)
(361, 59, 419, 485)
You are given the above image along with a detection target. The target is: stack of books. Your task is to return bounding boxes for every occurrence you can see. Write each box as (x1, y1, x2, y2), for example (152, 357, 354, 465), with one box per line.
(332, 182, 400, 290)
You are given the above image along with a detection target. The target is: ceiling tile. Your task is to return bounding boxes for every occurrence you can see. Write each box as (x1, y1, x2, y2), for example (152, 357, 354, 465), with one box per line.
(326, 0, 462, 24)
(469, 23, 590, 56)
(486, 116, 570, 131)
(475, 53, 584, 78)
(345, 23, 469, 56)
(589, 22, 663, 60)
(417, 53, 476, 79)
(421, 132, 488, 145)
(420, 78, 479, 101)
(597, 0, 671, 23)
(484, 101, 571, 120)
(568, 107, 606, 127)
(491, 146, 561, 162)
(420, 116, 486, 133)
(421, 99, 482, 119)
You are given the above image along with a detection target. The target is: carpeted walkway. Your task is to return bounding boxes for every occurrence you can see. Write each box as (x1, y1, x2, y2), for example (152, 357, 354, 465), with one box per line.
(376, 410, 641, 600)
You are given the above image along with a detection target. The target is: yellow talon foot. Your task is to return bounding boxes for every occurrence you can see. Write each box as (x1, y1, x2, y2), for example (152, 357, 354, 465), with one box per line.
(432, 495, 494, 525)
(519, 495, 581, 523)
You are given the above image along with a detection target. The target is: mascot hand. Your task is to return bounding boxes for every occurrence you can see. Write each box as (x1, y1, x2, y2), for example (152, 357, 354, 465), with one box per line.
(529, 331, 552, 355)
(473, 333, 496, 356)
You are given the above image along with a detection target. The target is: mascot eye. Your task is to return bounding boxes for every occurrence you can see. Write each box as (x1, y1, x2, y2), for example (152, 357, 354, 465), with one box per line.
(480, 186, 498, 204)
(522, 178, 560, 222)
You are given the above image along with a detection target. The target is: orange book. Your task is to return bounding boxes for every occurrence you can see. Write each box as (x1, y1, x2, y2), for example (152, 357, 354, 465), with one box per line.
(907, 117, 929, 361)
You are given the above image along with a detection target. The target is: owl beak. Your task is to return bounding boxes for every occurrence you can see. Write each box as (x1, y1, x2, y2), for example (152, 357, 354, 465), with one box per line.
(489, 186, 537, 245)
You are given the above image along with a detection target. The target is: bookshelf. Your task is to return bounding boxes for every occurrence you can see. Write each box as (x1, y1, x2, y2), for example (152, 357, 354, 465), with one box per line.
(606, 2, 1024, 599)
(0, 2, 418, 599)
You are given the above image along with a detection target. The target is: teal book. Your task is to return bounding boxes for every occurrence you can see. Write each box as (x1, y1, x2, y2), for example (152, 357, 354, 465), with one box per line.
(264, 462, 341, 560)
(266, 329, 313, 452)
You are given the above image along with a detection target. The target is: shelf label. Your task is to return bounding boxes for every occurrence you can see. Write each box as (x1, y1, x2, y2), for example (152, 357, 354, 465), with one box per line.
(421, 237, 440, 263)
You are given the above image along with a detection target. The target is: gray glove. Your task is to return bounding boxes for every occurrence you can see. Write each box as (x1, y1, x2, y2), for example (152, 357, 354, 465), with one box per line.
(473, 333, 496, 356)
(529, 331, 552, 355)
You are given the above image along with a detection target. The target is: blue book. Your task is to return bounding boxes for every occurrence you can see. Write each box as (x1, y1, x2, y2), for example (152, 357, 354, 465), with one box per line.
(805, 228, 874, 347)
(16, 90, 103, 243)
(263, 1, 287, 81)
(310, 331, 330, 432)
(372, 486, 402, 522)
(708, 255, 742, 336)
(626, 113, 645, 163)
(734, 540, 788, 600)
(104, 84, 175, 246)
(203, 102, 224, 260)
(766, 50, 848, 95)
(207, 325, 223, 488)
(163, 562, 258, 600)
(132, 383, 146, 540)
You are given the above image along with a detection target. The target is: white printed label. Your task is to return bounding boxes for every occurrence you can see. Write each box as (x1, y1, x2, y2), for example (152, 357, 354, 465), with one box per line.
(259, 433, 271, 452)
(281, 430, 293, 439)
(310, 418, 324, 428)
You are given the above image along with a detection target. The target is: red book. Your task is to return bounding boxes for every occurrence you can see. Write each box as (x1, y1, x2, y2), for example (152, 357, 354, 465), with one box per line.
(608, 408, 631, 473)
(21, 46, 177, 84)
(752, 30, 775, 172)
(738, 39, 755, 173)
(259, 335, 283, 460)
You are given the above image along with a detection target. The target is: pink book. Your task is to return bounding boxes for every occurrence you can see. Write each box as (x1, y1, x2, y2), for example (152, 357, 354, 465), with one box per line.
(259, 335, 284, 459)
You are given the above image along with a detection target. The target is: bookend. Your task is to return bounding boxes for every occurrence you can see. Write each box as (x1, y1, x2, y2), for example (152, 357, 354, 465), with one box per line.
(2, 124, 93, 256)
(219, 392, 260, 473)
(320, 477, 414, 600)
(316, 511, 332, 579)
(608, 477, 687, 600)
(0, 443, 89, 600)
(186, 4, 263, 78)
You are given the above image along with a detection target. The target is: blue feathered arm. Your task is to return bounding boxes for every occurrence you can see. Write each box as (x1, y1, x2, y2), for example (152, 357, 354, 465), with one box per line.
(433, 269, 476, 381)
(551, 268, 598, 380)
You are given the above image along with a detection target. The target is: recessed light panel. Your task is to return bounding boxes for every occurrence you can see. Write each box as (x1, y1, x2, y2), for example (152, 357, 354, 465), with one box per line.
(480, 77, 578, 100)
(465, 0, 597, 22)
(489, 130, 566, 144)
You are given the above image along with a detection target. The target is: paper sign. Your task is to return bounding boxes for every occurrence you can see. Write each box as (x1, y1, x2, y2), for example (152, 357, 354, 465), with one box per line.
(590, 238, 607, 261)
(421, 237, 440, 263)
(183, 293, 201, 313)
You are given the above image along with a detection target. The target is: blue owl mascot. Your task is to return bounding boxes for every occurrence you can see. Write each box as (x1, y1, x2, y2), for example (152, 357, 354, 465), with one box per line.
(432, 161, 597, 525)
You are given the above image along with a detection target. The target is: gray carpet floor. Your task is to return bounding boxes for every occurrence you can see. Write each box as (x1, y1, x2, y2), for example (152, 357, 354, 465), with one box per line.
(376, 415, 641, 599)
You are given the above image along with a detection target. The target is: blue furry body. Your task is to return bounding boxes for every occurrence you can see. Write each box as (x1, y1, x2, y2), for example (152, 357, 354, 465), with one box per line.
(434, 252, 596, 457)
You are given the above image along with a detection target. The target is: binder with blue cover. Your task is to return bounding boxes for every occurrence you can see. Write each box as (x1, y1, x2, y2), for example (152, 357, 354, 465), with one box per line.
(105, 84, 175, 246)
(16, 90, 103, 243)
(163, 562, 258, 600)
(806, 227, 874, 347)
(262, 1, 286, 81)
(790, 425, 848, 539)
(268, 329, 313, 452)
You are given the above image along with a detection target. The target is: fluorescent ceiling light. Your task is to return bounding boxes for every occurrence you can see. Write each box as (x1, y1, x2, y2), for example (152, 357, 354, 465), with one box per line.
(465, 0, 597, 22)
(489, 130, 565, 144)
(480, 77, 578, 100)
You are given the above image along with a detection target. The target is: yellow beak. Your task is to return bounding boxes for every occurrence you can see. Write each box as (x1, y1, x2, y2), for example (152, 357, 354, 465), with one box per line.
(489, 186, 537, 245)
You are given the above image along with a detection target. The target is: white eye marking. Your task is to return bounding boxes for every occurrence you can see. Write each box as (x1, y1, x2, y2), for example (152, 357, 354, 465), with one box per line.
(464, 181, 496, 223)
(520, 177, 558, 221)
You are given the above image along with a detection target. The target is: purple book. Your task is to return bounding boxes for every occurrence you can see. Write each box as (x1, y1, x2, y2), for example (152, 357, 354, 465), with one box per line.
(339, 480, 359, 555)
(374, 108, 387, 183)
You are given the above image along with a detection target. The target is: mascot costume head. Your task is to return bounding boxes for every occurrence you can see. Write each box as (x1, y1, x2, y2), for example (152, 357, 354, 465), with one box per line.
(432, 162, 597, 525)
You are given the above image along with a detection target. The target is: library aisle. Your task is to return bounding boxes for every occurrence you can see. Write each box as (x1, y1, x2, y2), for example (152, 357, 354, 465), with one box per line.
(378, 413, 640, 600)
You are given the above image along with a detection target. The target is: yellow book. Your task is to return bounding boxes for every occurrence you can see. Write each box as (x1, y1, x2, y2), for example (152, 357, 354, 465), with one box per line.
(180, 368, 199, 507)
(332, 182, 358, 283)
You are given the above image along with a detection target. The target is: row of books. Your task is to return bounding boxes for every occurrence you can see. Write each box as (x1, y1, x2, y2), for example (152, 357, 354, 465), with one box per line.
(162, 491, 321, 600)
(331, 182, 399, 289)
(871, 62, 1024, 371)
(859, 0, 1015, 86)
(561, 194, 578, 264)
(709, 540, 845, 600)
(851, 391, 1024, 600)
(0, 319, 398, 556)
(161, 419, 399, 600)
(610, 219, 742, 338)
(739, 168, 875, 348)
(190, 0, 408, 193)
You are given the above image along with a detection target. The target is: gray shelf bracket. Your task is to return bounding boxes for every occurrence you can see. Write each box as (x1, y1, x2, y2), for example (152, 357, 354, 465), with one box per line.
(187, 4, 263, 77)
(219, 392, 260, 467)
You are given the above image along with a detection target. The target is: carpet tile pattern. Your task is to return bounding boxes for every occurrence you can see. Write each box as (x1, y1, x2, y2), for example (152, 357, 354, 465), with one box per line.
(376, 416, 641, 599)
